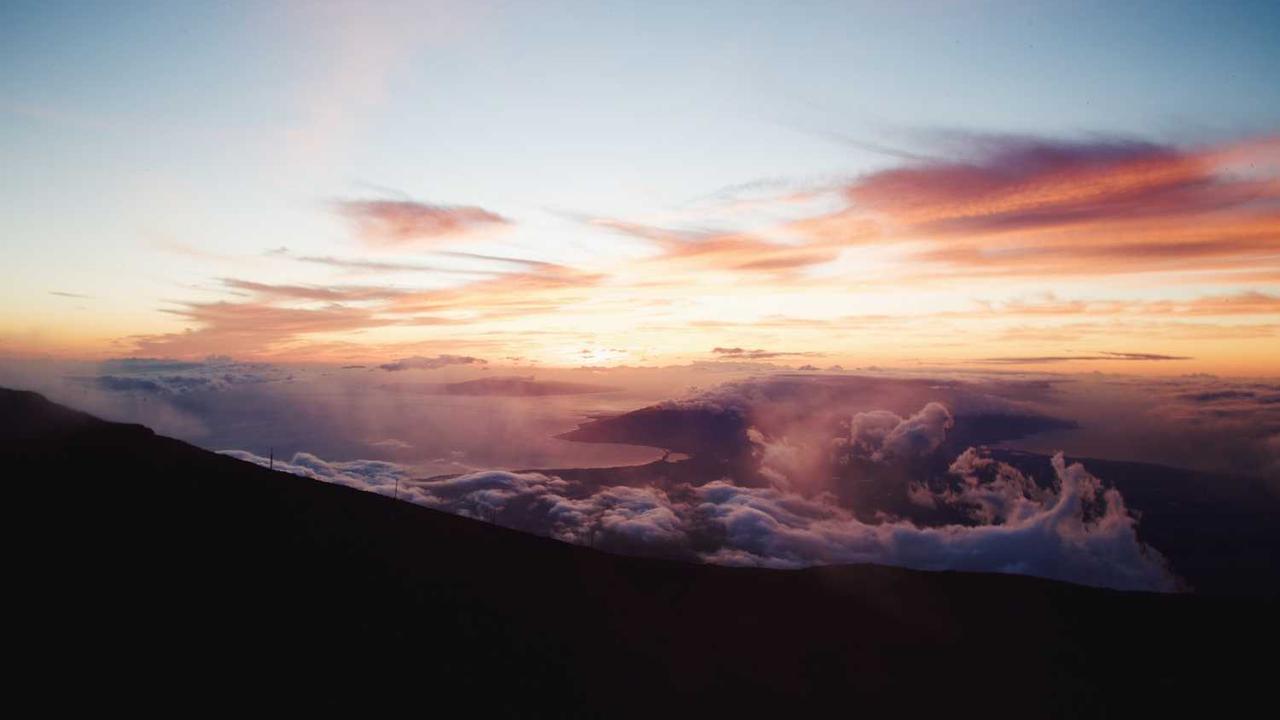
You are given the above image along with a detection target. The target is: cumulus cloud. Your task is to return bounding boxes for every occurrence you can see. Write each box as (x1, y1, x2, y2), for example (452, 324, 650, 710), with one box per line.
(377, 354, 487, 371)
(920, 447, 1052, 524)
(745, 402, 954, 490)
(696, 452, 1172, 592)
(849, 402, 954, 461)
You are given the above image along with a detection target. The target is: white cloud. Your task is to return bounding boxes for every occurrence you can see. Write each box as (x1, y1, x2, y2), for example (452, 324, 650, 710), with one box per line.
(221, 439, 1176, 592)
(696, 453, 1173, 592)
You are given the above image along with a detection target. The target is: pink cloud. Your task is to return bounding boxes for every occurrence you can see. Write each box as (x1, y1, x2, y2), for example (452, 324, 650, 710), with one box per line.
(338, 200, 512, 247)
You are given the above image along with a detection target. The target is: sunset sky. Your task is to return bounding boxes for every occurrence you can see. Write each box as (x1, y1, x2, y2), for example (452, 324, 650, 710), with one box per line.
(3, 1, 1279, 374)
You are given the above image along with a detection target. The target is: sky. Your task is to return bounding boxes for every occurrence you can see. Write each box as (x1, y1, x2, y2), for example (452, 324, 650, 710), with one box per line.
(3, 1, 1279, 374)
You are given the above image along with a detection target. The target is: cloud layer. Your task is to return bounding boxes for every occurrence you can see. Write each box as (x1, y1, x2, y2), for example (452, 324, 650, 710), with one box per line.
(84, 356, 291, 395)
(222, 401, 1176, 592)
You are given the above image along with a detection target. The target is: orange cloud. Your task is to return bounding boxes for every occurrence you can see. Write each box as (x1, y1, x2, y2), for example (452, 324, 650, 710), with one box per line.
(589, 218, 853, 275)
(789, 134, 1280, 280)
(972, 292, 1280, 317)
(130, 301, 397, 357)
(101, 133, 1279, 369)
(297, 255, 499, 277)
(977, 352, 1191, 364)
(384, 260, 604, 316)
(220, 278, 407, 303)
(127, 255, 606, 359)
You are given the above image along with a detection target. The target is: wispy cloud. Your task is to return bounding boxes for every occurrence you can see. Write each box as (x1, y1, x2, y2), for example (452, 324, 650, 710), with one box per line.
(337, 199, 512, 247)
(588, 217, 850, 275)
(978, 352, 1191, 365)
(932, 291, 1280, 320)
(128, 250, 606, 359)
(789, 134, 1280, 279)
(711, 347, 823, 360)
(377, 354, 487, 371)
(220, 278, 407, 303)
(295, 255, 497, 277)
(107, 131, 1280, 367)
(130, 301, 397, 358)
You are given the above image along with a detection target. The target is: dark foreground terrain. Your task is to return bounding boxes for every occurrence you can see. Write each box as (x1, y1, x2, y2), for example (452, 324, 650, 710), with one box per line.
(3, 388, 1275, 716)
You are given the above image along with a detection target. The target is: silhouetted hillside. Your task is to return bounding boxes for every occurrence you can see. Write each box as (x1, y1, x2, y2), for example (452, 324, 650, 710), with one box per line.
(2, 388, 1273, 716)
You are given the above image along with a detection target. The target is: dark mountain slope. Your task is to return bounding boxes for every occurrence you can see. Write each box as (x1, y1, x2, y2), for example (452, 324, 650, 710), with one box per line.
(2, 388, 1273, 716)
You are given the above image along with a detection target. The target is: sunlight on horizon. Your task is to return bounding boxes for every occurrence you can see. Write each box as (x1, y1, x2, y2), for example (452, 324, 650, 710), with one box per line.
(2, 1, 1278, 375)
